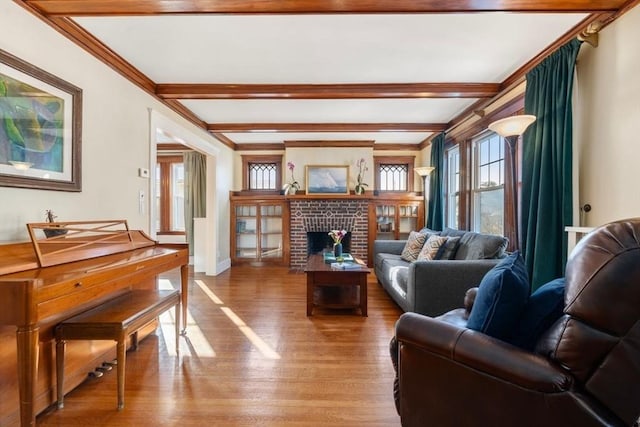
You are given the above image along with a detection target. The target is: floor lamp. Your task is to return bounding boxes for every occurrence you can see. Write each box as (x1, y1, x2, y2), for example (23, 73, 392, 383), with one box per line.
(488, 114, 536, 250)
(414, 166, 435, 228)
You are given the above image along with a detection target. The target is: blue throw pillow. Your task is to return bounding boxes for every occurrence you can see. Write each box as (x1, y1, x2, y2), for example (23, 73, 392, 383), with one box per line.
(467, 251, 530, 340)
(509, 278, 565, 351)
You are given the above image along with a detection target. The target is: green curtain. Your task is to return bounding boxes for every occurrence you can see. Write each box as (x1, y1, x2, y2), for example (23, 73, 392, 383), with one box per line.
(522, 38, 581, 291)
(427, 132, 445, 231)
(184, 151, 207, 256)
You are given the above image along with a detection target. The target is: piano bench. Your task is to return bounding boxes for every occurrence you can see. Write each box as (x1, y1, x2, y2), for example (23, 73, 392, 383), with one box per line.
(54, 289, 181, 411)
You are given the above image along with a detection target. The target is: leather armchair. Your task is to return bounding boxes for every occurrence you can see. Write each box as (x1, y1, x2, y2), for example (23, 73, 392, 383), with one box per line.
(391, 218, 640, 427)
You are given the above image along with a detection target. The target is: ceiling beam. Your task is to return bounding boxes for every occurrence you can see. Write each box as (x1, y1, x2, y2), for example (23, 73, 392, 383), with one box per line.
(210, 132, 237, 150)
(207, 123, 446, 133)
(375, 143, 421, 151)
(284, 140, 375, 148)
(23, 0, 625, 16)
(234, 143, 285, 151)
(156, 83, 500, 100)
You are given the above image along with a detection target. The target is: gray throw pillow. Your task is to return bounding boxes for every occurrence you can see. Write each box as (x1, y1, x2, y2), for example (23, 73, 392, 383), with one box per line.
(454, 232, 508, 260)
(442, 227, 467, 238)
(435, 236, 462, 260)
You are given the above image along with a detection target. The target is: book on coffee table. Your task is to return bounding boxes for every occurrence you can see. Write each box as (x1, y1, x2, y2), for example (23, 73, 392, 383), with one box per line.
(323, 252, 354, 263)
(330, 262, 363, 270)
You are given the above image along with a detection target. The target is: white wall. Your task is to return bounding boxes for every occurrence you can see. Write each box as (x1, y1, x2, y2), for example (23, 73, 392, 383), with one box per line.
(0, 1, 233, 267)
(574, 5, 640, 226)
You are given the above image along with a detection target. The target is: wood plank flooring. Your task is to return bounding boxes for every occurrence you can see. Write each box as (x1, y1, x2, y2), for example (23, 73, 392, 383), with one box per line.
(36, 265, 403, 426)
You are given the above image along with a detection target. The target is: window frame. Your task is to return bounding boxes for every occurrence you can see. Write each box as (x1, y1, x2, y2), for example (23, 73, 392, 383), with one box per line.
(471, 131, 505, 235)
(156, 155, 185, 235)
(241, 155, 283, 191)
(445, 146, 460, 229)
(374, 156, 415, 193)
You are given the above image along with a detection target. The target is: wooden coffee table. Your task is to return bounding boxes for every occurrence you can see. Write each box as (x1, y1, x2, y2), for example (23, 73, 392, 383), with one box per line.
(304, 254, 370, 316)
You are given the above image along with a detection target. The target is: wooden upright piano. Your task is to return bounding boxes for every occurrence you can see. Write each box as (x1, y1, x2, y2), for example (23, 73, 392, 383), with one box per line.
(0, 220, 189, 426)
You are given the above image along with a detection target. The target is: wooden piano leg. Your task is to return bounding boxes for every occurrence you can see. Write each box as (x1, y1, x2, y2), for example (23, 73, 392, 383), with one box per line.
(16, 325, 39, 427)
(180, 264, 188, 335)
(175, 302, 180, 357)
(56, 338, 66, 409)
(117, 331, 126, 411)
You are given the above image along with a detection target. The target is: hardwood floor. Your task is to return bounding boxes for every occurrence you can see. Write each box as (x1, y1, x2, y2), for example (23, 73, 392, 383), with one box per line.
(37, 265, 403, 426)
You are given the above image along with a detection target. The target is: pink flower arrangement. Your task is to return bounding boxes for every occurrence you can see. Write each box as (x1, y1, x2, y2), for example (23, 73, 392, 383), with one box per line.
(285, 161, 300, 191)
(355, 158, 368, 194)
(329, 229, 347, 244)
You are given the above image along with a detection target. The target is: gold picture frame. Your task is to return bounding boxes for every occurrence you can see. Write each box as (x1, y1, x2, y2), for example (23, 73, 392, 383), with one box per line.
(305, 165, 350, 195)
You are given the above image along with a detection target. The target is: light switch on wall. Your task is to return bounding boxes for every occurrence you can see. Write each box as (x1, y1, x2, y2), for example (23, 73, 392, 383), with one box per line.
(138, 168, 149, 178)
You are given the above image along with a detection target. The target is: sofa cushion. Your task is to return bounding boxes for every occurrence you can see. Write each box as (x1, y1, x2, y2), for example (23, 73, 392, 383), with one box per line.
(380, 256, 410, 279)
(510, 278, 565, 351)
(375, 252, 404, 272)
(454, 232, 508, 260)
(435, 236, 461, 260)
(467, 251, 530, 340)
(374, 252, 394, 272)
(417, 235, 448, 261)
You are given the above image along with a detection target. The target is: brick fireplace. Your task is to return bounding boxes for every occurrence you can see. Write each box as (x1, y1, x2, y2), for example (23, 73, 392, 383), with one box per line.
(289, 198, 369, 269)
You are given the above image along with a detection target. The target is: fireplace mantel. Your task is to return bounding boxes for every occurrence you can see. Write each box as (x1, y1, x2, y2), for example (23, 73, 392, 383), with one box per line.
(284, 192, 373, 200)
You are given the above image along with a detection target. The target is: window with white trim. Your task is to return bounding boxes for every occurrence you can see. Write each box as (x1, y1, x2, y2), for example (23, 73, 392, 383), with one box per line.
(445, 146, 460, 229)
(472, 132, 504, 235)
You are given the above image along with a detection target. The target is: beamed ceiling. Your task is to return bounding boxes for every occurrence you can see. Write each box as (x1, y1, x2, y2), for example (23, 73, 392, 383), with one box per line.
(15, 0, 639, 150)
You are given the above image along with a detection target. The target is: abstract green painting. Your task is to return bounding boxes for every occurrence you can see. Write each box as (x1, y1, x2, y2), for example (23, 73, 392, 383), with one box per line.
(0, 48, 81, 191)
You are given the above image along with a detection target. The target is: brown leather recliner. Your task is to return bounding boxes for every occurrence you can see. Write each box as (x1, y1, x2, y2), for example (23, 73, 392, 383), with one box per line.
(392, 218, 640, 427)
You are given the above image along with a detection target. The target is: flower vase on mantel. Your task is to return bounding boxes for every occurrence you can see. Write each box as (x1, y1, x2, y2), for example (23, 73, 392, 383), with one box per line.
(333, 242, 343, 258)
(288, 186, 297, 195)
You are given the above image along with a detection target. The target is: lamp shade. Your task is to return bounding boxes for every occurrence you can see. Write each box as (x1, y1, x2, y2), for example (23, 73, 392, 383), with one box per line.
(414, 166, 435, 177)
(488, 115, 536, 137)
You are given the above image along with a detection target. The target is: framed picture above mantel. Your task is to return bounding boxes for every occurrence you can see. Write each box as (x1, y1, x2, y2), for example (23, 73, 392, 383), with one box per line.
(0, 48, 82, 191)
(305, 165, 349, 195)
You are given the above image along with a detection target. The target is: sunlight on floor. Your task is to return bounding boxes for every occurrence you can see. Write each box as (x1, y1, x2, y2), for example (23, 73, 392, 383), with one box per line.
(158, 277, 280, 360)
(220, 307, 281, 360)
(193, 279, 224, 304)
(158, 278, 215, 358)
(159, 309, 216, 358)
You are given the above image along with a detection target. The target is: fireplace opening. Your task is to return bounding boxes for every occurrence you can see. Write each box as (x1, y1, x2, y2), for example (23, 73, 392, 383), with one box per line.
(306, 231, 351, 256)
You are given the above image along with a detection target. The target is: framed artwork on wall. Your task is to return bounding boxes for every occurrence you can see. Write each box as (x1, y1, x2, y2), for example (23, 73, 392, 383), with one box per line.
(0, 48, 82, 191)
(306, 165, 350, 195)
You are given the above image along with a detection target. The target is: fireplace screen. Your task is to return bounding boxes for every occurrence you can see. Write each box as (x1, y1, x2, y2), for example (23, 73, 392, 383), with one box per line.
(306, 231, 351, 256)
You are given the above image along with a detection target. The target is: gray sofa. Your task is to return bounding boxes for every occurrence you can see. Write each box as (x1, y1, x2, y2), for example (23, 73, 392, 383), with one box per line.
(373, 228, 508, 316)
